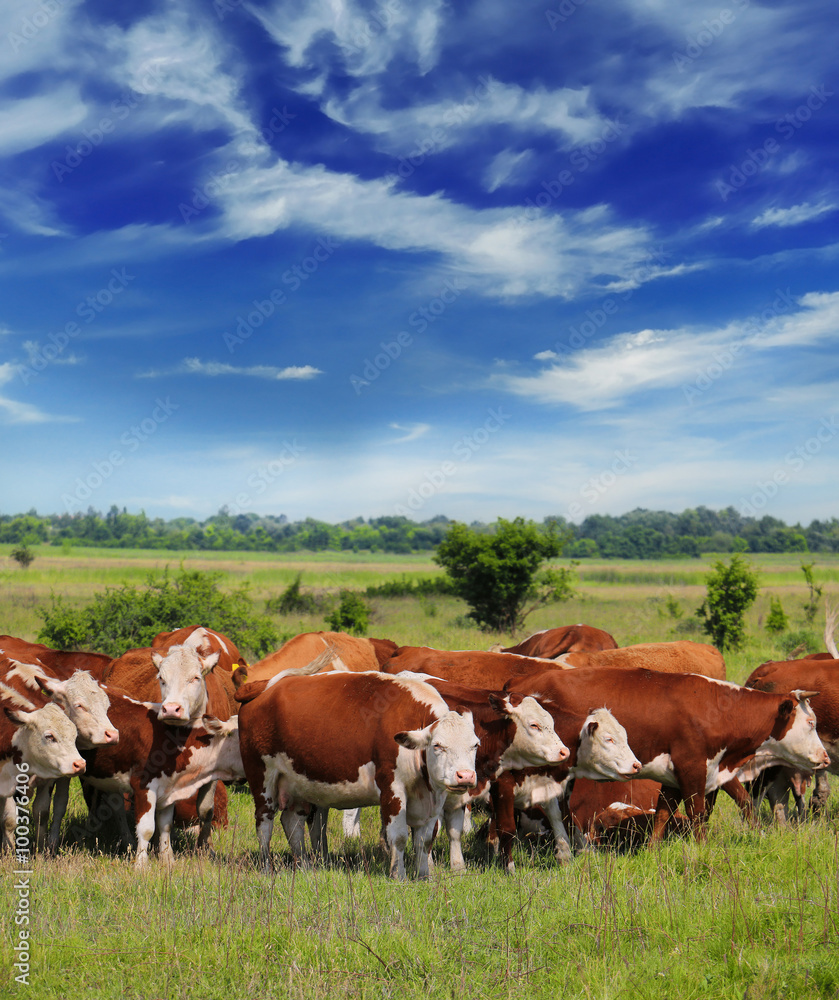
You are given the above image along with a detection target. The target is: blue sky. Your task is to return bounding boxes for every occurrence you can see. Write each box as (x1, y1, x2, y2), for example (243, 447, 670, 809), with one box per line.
(1, 0, 837, 526)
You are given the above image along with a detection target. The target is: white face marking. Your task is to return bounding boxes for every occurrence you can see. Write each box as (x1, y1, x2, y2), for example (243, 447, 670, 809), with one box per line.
(501, 696, 568, 770)
(398, 711, 479, 793)
(155, 644, 215, 725)
(8, 703, 84, 780)
(573, 708, 641, 780)
(56, 672, 116, 748)
(759, 701, 829, 771)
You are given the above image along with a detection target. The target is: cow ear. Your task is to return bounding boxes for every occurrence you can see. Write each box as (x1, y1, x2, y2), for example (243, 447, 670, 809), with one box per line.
(199, 652, 221, 675)
(586, 719, 599, 736)
(151, 651, 164, 668)
(778, 698, 794, 719)
(201, 715, 225, 735)
(487, 693, 512, 716)
(34, 674, 59, 698)
(395, 728, 429, 750)
(4, 707, 28, 727)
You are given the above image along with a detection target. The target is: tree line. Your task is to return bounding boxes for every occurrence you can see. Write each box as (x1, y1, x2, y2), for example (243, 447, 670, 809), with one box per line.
(2, 504, 837, 558)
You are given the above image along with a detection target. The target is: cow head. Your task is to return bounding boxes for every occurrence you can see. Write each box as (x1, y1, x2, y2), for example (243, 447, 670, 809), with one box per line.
(6, 704, 86, 780)
(197, 715, 245, 783)
(488, 692, 570, 768)
(573, 707, 642, 780)
(153, 643, 220, 726)
(759, 691, 830, 772)
(395, 710, 479, 792)
(35, 670, 118, 749)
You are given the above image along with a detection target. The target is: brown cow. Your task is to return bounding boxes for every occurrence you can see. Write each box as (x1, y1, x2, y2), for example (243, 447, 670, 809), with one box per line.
(741, 657, 839, 819)
(0, 635, 112, 682)
(500, 624, 618, 658)
(567, 778, 690, 848)
(233, 630, 397, 688)
(151, 626, 247, 675)
(506, 667, 828, 843)
(236, 671, 479, 878)
(555, 640, 726, 679)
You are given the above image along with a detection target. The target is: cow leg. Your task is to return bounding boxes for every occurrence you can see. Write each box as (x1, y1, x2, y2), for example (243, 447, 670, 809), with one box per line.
(412, 819, 437, 879)
(650, 785, 682, 841)
(2, 797, 15, 851)
(445, 802, 467, 872)
(32, 781, 52, 853)
(810, 771, 831, 817)
(133, 787, 157, 869)
(307, 807, 329, 860)
(280, 808, 311, 868)
(680, 777, 710, 839)
(721, 777, 758, 825)
(157, 803, 176, 867)
(342, 807, 362, 839)
(490, 775, 517, 873)
(380, 786, 409, 879)
(540, 796, 573, 862)
(194, 780, 217, 852)
(47, 778, 71, 853)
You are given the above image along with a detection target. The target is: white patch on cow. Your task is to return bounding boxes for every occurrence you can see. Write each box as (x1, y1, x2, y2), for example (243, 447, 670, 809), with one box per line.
(704, 747, 727, 794)
(573, 708, 641, 780)
(5, 658, 49, 690)
(607, 802, 652, 814)
(638, 751, 678, 787)
(758, 699, 829, 772)
(0, 679, 35, 710)
(500, 696, 568, 770)
(383, 673, 450, 715)
(265, 751, 379, 810)
(514, 772, 574, 807)
(6, 703, 84, 782)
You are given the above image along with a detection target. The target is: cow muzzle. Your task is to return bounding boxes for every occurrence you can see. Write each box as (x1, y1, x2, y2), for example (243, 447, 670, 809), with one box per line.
(447, 769, 477, 791)
(158, 703, 189, 725)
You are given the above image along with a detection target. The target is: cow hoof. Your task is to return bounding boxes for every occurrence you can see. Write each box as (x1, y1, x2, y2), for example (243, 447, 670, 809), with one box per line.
(554, 845, 573, 863)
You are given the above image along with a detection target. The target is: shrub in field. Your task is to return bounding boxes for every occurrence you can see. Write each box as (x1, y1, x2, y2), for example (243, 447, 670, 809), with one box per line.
(801, 561, 823, 624)
(38, 568, 280, 658)
(434, 517, 576, 633)
(765, 596, 790, 635)
(265, 572, 326, 615)
(325, 590, 371, 635)
(10, 544, 35, 569)
(364, 575, 454, 598)
(779, 628, 820, 657)
(695, 554, 759, 650)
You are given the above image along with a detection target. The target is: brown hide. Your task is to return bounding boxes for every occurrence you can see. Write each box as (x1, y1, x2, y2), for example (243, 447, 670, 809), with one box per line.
(558, 640, 726, 679)
(502, 625, 618, 658)
(151, 626, 247, 674)
(381, 646, 559, 688)
(0, 635, 112, 681)
(235, 630, 398, 687)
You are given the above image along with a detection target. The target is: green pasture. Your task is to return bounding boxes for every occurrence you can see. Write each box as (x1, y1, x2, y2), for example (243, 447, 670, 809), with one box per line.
(1, 547, 839, 998)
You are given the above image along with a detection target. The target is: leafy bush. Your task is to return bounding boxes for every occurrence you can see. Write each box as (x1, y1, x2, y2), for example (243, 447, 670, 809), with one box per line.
(38, 568, 280, 658)
(265, 573, 326, 615)
(801, 561, 823, 624)
(434, 517, 576, 633)
(10, 544, 35, 569)
(324, 590, 371, 636)
(364, 575, 454, 598)
(695, 554, 759, 650)
(765, 595, 789, 635)
(779, 628, 820, 657)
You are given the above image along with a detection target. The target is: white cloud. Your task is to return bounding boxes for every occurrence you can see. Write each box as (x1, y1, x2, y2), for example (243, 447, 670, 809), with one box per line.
(388, 422, 431, 444)
(752, 202, 837, 230)
(483, 149, 535, 193)
(142, 358, 323, 379)
(0, 88, 87, 157)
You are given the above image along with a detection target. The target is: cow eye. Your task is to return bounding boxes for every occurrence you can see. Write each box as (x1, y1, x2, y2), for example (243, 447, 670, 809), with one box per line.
(529, 722, 541, 731)
(433, 743, 445, 752)
(45, 732, 57, 743)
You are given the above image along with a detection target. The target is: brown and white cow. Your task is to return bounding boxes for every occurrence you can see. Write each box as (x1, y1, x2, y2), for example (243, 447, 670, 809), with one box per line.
(152, 626, 247, 676)
(0, 690, 86, 850)
(236, 671, 479, 878)
(738, 657, 839, 820)
(0, 635, 112, 682)
(0, 655, 118, 850)
(499, 624, 618, 658)
(102, 639, 236, 847)
(512, 667, 828, 842)
(232, 630, 398, 688)
(567, 778, 690, 848)
(80, 686, 244, 867)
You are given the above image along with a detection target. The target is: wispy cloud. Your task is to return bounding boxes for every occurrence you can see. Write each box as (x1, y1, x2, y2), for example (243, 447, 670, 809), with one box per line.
(141, 358, 323, 379)
(752, 202, 837, 230)
(388, 422, 431, 444)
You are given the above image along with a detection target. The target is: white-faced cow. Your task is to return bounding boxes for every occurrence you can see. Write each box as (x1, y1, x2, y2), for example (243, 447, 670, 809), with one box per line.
(235, 671, 479, 879)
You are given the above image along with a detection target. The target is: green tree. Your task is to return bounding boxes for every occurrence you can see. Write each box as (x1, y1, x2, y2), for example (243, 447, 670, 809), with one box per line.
(10, 544, 35, 569)
(434, 517, 575, 633)
(695, 554, 759, 650)
(765, 595, 789, 635)
(800, 561, 823, 624)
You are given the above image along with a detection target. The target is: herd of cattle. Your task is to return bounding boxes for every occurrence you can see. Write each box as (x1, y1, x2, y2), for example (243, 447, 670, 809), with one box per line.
(1, 622, 837, 877)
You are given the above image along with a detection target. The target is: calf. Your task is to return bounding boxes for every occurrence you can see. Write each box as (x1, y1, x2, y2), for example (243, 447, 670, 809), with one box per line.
(515, 667, 829, 841)
(80, 686, 244, 867)
(236, 671, 479, 878)
(568, 778, 691, 848)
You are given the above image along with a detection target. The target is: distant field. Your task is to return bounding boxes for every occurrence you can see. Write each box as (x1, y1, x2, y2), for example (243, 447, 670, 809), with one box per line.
(1, 546, 839, 997)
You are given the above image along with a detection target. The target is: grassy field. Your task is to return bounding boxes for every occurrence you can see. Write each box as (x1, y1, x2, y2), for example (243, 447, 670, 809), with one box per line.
(2, 547, 839, 998)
